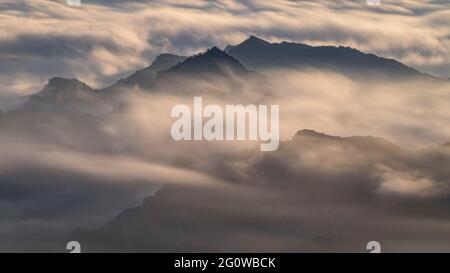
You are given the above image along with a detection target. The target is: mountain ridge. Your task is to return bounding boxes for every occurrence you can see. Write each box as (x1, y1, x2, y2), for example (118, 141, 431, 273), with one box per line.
(68, 128, 445, 252)
(15, 35, 444, 110)
(102, 53, 187, 92)
(158, 46, 248, 76)
(225, 36, 436, 80)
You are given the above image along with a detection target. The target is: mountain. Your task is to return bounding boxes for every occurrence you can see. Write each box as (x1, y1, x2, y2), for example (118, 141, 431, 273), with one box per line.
(102, 48, 248, 93)
(103, 53, 186, 92)
(225, 36, 434, 80)
(147, 53, 188, 72)
(7, 48, 249, 114)
(68, 130, 424, 252)
(19, 77, 100, 113)
(13, 54, 188, 113)
(10, 37, 442, 113)
(157, 47, 248, 77)
(36, 77, 94, 98)
(149, 47, 251, 94)
(14, 77, 120, 117)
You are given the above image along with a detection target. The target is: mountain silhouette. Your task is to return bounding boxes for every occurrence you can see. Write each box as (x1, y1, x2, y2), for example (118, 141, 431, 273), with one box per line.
(225, 36, 434, 80)
(103, 54, 187, 92)
(102, 47, 248, 93)
(11, 36, 443, 112)
(20, 78, 96, 112)
(69, 130, 414, 252)
(18, 77, 115, 115)
(158, 47, 248, 77)
(38, 77, 94, 97)
(149, 47, 251, 93)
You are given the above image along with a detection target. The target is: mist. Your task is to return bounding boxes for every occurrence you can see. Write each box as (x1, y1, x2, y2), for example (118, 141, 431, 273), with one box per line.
(1, 65, 450, 251)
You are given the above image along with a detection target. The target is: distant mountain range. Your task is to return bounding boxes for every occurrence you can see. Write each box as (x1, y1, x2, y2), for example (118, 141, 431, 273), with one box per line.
(151, 46, 251, 92)
(225, 36, 434, 80)
(102, 53, 187, 92)
(161, 46, 247, 76)
(18, 77, 111, 115)
(10, 35, 443, 113)
(20, 77, 96, 113)
(69, 129, 450, 252)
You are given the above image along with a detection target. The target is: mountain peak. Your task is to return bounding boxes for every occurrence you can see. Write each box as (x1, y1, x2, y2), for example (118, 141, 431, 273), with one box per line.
(224, 35, 270, 53)
(47, 77, 82, 86)
(155, 53, 183, 60)
(225, 36, 431, 79)
(101, 53, 187, 92)
(242, 35, 270, 46)
(39, 77, 93, 97)
(149, 53, 186, 71)
(20, 77, 99, 113)
(162, 47, 248, 75)
(203, 46, 229, 58)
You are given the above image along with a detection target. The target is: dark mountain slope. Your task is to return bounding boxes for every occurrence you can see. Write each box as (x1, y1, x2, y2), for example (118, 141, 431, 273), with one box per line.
(69, 130, 450, 252)
(162, 47, 247, 76)
(102, 53, 187, 92)
(19, 77, 103, 114)
(225, 36, 435, 80)
(151, 47, 252, 94)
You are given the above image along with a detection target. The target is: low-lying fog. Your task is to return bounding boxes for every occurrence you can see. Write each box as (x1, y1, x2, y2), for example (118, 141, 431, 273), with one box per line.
(1, 69, 450, 252)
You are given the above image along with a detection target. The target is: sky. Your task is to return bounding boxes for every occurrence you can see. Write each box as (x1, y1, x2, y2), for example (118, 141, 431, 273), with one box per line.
(0, 0, 450, 106)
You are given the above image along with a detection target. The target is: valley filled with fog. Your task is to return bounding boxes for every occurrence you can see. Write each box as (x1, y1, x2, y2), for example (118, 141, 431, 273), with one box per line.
(0, 36, 450, 252)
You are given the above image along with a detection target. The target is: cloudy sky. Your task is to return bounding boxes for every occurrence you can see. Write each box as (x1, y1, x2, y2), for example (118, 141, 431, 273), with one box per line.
(0, 0, 449, 106)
